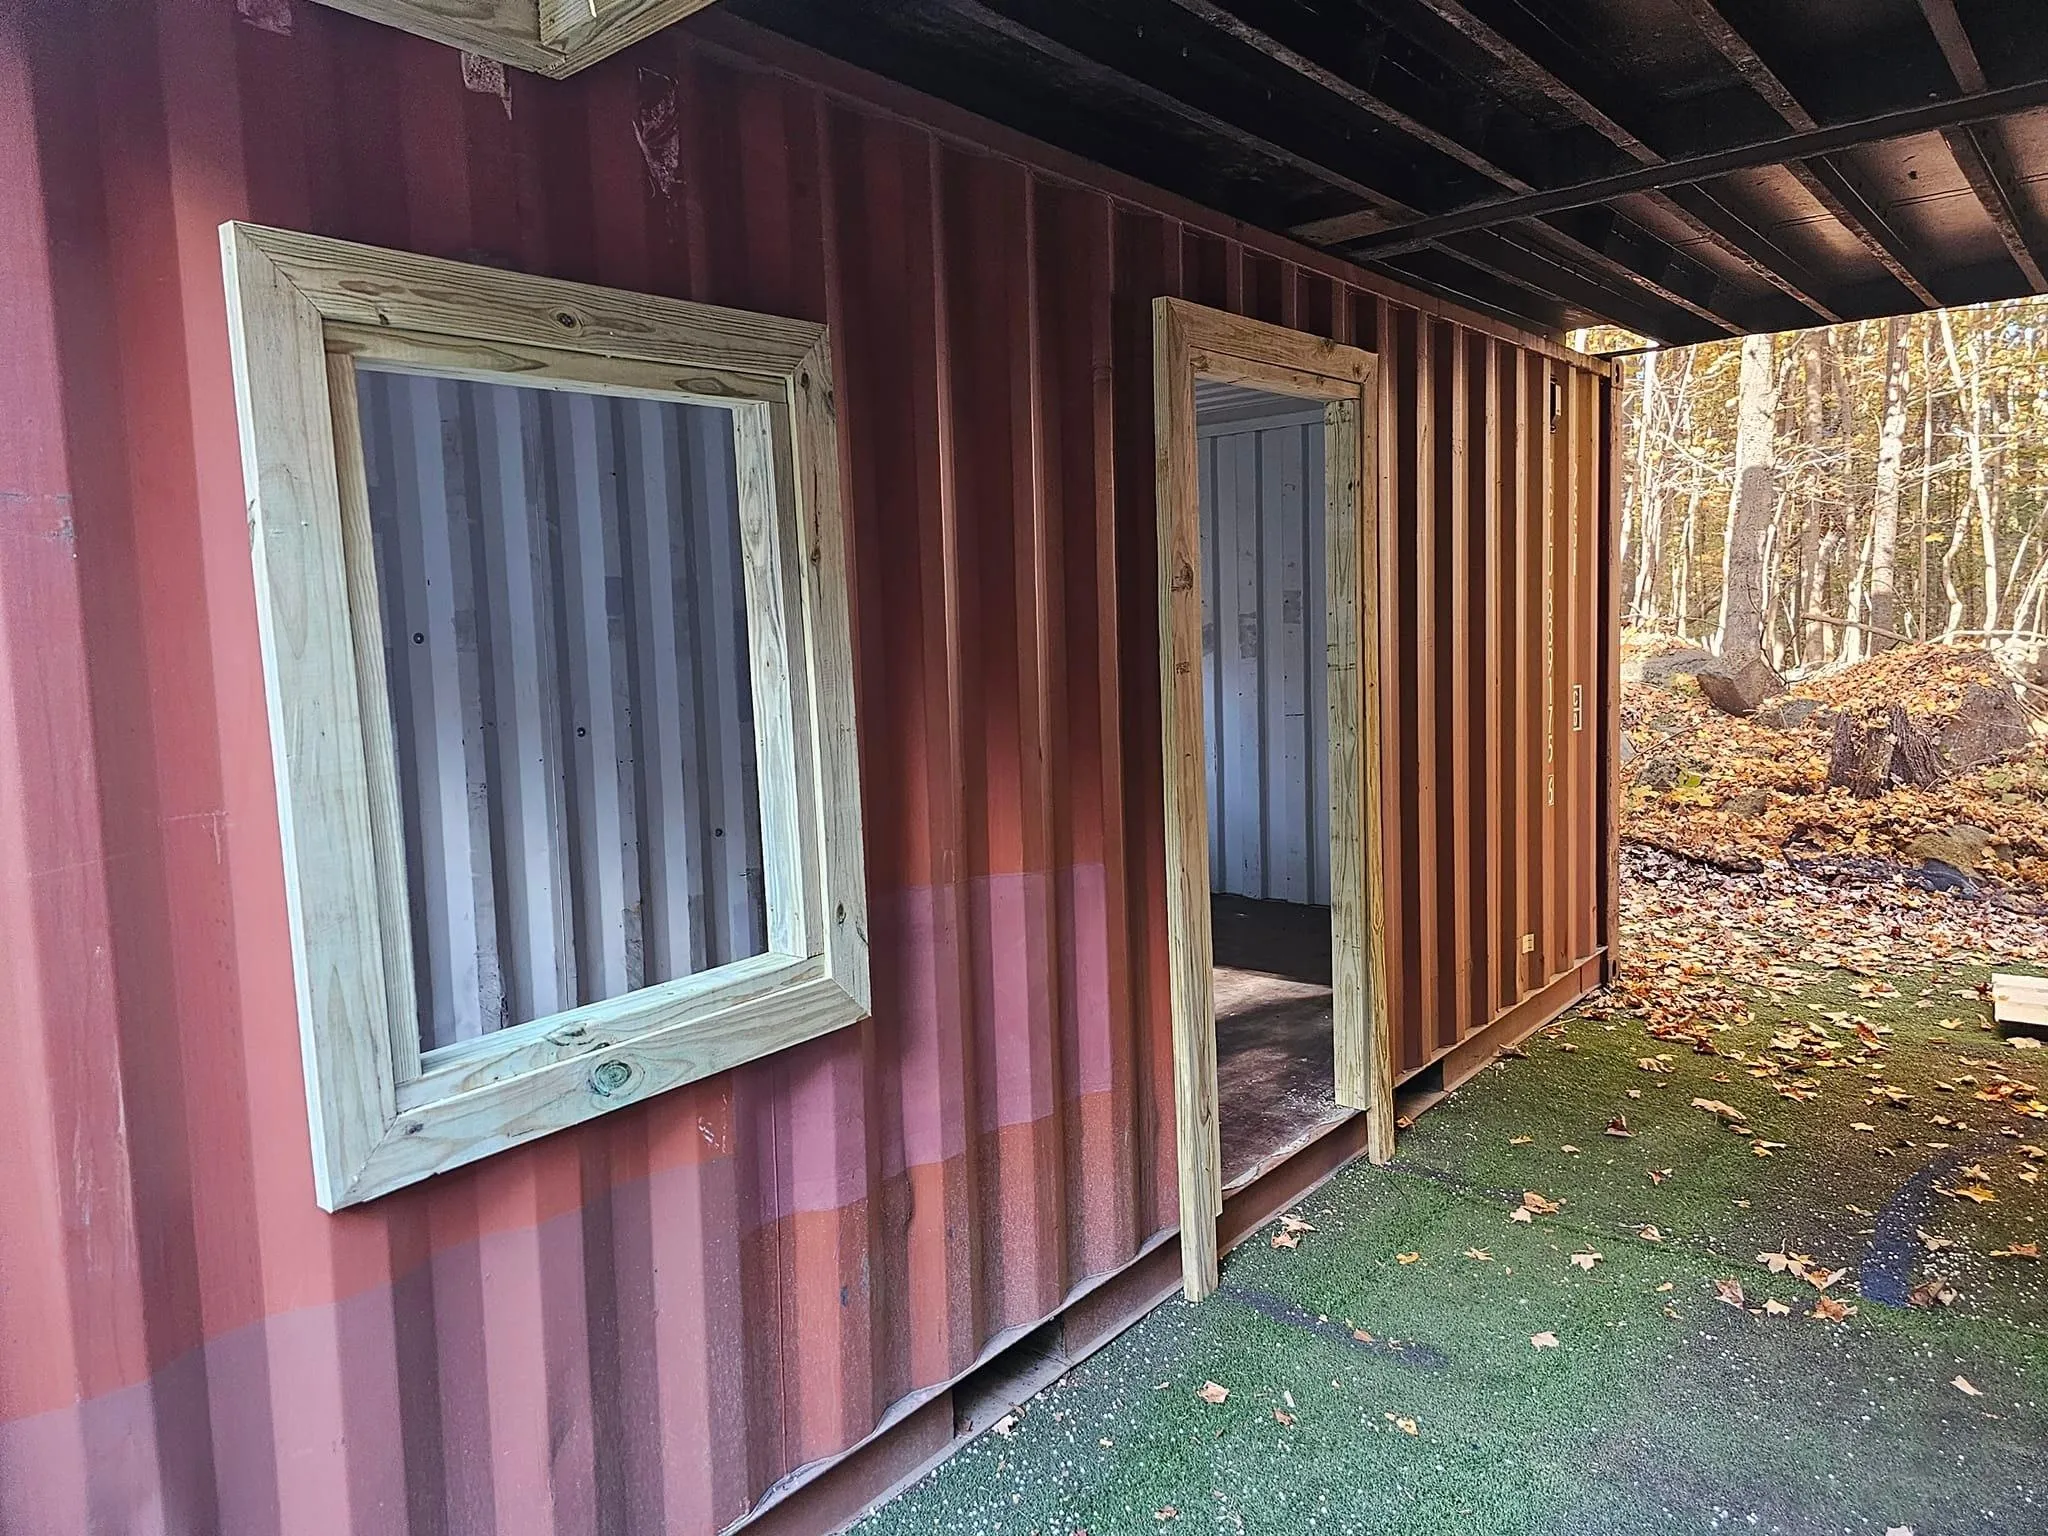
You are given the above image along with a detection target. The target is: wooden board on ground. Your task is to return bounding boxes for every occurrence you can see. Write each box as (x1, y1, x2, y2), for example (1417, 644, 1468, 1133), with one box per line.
(1991, 973, 2048, 1030)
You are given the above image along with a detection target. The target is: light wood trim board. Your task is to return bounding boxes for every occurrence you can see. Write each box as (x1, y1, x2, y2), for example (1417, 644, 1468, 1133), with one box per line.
(221, 221, 868, 1209)
(1153, 297, 1391, 1302)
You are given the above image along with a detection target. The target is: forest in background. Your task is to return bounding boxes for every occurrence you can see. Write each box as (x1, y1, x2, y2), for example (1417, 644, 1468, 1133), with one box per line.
(1578, 298, 2048, 674)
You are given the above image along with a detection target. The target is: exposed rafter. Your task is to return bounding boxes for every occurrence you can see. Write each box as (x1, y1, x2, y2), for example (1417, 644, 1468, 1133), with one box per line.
(1915, 0, 2048, 291)
(933, 0, 1399, 212)
(1301, 74, 2048, 261)
(733, 0, 2048, 340)
(1163, 0, 1820, 327)
(1404, 0, 1937, 310)
(1671, 0, 1942, 306)
(929, 0, 1737, 340)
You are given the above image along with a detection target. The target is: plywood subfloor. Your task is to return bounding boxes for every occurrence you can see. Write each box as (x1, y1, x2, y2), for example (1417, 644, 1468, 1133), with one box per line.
(1212, 895, 1348, 1190)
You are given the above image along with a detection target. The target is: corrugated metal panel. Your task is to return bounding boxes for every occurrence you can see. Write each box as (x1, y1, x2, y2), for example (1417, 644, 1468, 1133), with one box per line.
(357, 369, 766, 1048)
(1198, 413, 1329, 905)
(0, 6, 1615, 1534)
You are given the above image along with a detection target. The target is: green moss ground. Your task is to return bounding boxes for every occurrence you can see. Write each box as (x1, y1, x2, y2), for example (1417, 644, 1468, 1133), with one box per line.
(852, 958, 2048, 1536)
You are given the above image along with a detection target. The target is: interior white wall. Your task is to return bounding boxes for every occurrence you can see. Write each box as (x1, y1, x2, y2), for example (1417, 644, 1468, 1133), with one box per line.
(1197, 384, 1330, 907)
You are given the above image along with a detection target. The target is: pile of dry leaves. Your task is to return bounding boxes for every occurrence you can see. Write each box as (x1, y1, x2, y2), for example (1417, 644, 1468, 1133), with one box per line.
(1622, 636, 2048, 891)
(1588, 841, 2048, 1048)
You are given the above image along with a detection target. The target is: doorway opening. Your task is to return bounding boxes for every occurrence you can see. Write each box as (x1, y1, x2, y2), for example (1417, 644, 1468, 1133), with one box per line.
(1196, 381, 1349, 1191)
(1153, 297, 1390, 1302)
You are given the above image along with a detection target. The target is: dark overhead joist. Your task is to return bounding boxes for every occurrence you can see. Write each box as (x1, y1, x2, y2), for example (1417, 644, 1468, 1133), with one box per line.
(927, 0, 1402, 216)
(1415, 232, 1729, 345)
(1401, 0, 1933, 311)
(1407, 0, 1651, 156)
(1653, 184, 1842, 322)
(1674, 0, 1943, 307)
(1791, 158, 1941, 307)
(934, 0, 1736, 339)
(1304, 73, 2048, 261)
(1159, 0, 1519, 191)
(1916, 0, 2048, 291)
(1162, 0, 1810, 327)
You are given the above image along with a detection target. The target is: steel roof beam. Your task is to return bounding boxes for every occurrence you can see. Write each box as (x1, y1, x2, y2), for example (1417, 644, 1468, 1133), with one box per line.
(1303, 72, 2048, 267)
(1673, 0, 1944, 306)
(1388, 0, 1937, 308)
(930, 0, 1730, 340)
(1916, 0, 2048, 292)
(1161, 0, 1812, 327)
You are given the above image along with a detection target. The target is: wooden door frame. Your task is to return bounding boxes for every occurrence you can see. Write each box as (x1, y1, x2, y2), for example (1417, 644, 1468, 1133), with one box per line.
(1153, 298, 1391, 1302)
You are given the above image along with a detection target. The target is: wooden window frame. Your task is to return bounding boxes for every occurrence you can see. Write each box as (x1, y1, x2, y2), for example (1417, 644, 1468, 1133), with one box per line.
(220, 222, 868, 1210)
(307, 0, 722, 80)
(1153, 298, 1391, 1302)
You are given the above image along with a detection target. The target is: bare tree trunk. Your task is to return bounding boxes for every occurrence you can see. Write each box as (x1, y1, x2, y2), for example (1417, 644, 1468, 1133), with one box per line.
(1796, 333, 1834, 666)
(1764, 493, 1790, 666)
(1939, 309, 2000, 632)
(1817, 525, 1846, 661)
(1675, 476, 1701, 642)
(1621, 349, 1655, 623)
(1866, 312, 1909, 652)
(1842, 515, 1876, 663)
(1916, 321, 1933, 639)
(1716, 332, 1779, 664)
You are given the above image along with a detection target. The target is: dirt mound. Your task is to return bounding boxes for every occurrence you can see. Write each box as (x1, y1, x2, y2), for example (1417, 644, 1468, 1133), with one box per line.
(1622, 636, 2048, 891)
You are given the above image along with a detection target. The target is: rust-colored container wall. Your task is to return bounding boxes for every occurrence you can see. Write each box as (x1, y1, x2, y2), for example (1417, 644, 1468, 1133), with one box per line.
(0, 3, 1614, 1532)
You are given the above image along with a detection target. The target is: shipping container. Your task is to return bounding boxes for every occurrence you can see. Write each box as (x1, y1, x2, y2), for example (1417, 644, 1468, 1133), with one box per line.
(0, 4, 1617, 1532)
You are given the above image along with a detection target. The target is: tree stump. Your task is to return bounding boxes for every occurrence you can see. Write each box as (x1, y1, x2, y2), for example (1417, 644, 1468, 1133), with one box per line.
(1827, 704, 1945, 797)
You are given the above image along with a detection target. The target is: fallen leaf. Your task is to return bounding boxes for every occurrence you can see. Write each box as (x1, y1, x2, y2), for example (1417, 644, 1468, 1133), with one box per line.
(1509, 1135, 1534, 1146)
(1948, 1184, 1998, 1204)
(1763, 1299, 1791, 1316)
(1530, 1332, 1559, 1350)
(1270, 1230, 1300, 1250)
(1907, 1278, 1958, 1307)
(1560, 1144, 1581, 1155)
(1465, 1248, 1493, 1261)
(1569, 1251, 1602, 1271)
(1280, 1214, 1315, 1234)
(1155, 1509, 1178, 1522)
(1606, 1116, 1633, 1138)
(1649, 1168, 1674, 1185)
(1810, 1295, 1856, 1323)
(1272, 1409, 1295, 1427)
(1638, 1225, 1665, 1243)
(1522, 1191, 1561, 1214)
(1638, 1056, 1673, 1074)
(1196, 1382, 1229, 1405)
(1692, 1097, 1745, 1121)
(992, 1412, 1020, 1438)
(1952, 1376, 1982, 1397)
(1352, 1328, 1374, 1343)
(1851, 1122, 1877, 1133)
(1395, 1252, 1421, 1265)
(1508, 1207, 1534, 1224)
(1714, 1278, 1746, 1308)
(1990, 1242, 2041, 1260)
(1917, 1229, 1955, 1253)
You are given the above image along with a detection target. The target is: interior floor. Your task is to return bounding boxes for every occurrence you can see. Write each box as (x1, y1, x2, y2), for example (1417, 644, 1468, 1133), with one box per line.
(1212, 894, 1348, 1190)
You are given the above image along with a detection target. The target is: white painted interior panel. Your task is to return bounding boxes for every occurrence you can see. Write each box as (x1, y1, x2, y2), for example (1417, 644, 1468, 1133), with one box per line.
(356, 367, 768, 1053)
(1198, 397, 1330, 906)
